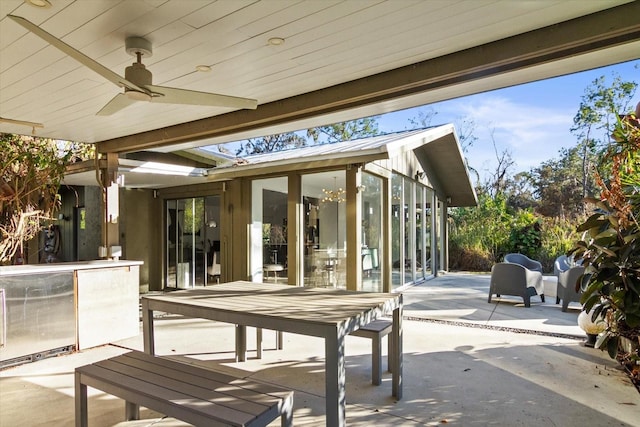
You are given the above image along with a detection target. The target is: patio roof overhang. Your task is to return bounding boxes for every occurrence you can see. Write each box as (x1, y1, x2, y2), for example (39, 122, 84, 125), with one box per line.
(62, 158, 211, 189)
(2, 1, 639, 156)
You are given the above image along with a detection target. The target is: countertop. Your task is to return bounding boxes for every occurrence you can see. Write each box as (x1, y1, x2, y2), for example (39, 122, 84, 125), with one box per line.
(0, 260, 143, 276)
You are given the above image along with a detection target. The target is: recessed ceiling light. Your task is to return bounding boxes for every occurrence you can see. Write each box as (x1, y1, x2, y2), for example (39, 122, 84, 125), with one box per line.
(195, 64, 211, 72)
(25, 0, 52, 8)
(268, 37, 285, 46)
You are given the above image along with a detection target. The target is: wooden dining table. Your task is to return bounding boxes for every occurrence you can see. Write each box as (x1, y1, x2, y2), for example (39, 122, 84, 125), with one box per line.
(140, 281, 403, 427)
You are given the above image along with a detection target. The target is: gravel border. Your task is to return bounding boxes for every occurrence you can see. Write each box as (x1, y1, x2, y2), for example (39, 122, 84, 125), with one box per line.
(405, 315, 584, 340)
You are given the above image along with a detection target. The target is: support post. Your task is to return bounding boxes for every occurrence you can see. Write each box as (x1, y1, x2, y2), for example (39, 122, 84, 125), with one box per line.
(100, 152, 120, 255)
(346, 166, 362, 291)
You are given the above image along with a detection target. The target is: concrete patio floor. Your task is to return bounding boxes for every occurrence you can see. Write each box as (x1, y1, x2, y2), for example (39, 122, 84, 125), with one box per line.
(1, 272, 639, 426)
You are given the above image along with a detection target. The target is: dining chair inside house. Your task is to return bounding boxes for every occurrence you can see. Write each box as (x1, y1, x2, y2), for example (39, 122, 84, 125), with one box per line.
(207, 251, 220, 284)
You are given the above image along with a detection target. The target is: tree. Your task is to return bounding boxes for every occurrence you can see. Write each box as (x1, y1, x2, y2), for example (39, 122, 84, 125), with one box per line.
(526, 146, 595, 218)
(571, 73, 637, 203)
(483, 129, 515, 198)
(235, 132, 307, 156)
(306, 117, 380, 144)
(0, 134, 92, 264)
(506, 171, 536, 212)
(407, 107, 438, 130)
(230, 117, 382, 156)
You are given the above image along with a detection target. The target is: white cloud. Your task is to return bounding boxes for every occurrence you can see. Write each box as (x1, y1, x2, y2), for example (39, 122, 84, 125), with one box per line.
(434, 95, 577, 178)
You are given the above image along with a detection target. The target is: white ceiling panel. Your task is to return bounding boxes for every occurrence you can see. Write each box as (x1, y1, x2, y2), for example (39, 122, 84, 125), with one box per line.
(0, 0, 637, 151)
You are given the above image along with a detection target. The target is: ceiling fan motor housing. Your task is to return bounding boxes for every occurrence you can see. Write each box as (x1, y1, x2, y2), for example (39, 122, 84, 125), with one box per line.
(125, 36, 152, 57)
(124, 63, 152, 100)
(124, 36, 153, 100)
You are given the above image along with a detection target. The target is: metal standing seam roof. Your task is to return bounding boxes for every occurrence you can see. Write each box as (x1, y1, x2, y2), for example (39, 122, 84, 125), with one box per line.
(210, 127, 439, 168)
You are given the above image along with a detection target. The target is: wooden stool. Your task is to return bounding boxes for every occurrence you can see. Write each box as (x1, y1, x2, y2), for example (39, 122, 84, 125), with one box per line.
(256, 328, 284, 359)
(350, 319, 394, 385)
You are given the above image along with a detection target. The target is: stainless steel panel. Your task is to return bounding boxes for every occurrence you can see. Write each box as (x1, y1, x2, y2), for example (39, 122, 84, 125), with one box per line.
(0, 272, 75, 366)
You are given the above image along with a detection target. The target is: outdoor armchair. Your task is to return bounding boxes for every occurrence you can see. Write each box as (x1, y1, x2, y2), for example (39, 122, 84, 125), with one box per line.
(553, 255, 571, 277)
(556, 265, 585, 312)
(488, 262, 544, 307)
(504, 253, 543, 274)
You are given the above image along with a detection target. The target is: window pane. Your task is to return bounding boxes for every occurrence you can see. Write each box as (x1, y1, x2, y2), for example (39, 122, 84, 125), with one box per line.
(425, 188, 433, 275)
(391, 173, 402, 289)
(166, 197, 207, 288)
(416, 186, 424, 280)
(403, 178, 413, 284)
(204, 196, 221, 286)
(361, 172, 383, 292)
(302, 172, 346, 288)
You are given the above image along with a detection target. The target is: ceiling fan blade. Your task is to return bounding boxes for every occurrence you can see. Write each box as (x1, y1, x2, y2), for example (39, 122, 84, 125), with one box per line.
(146, 85, 257, 110)
(96, 93, 137, 116)
(8, 15, 146, 94)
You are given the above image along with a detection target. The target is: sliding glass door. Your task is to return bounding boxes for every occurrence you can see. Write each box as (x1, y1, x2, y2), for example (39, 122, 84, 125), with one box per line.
(250, 177, 289, 283)
(391, 173, 436, 289)
(302, 172, 347, 288)
(166, 196, 220, 288)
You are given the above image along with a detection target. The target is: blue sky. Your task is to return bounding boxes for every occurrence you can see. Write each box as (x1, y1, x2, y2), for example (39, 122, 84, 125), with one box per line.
(376, 59, 639, 184)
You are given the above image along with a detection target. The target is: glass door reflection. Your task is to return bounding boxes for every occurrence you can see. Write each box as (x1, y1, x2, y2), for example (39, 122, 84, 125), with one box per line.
(166, 196, 219, 288)
(302, 172, 346, 288)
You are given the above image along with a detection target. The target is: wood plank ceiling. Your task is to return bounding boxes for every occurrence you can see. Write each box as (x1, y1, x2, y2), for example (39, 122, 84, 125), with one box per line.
(1, 0, 639, 154)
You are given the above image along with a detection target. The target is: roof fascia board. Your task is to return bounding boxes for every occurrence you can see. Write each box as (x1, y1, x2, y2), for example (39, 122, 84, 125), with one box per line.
(385, 125, 455, 156)
(205, 154, 383, 181)
(413, 132, 478, 207)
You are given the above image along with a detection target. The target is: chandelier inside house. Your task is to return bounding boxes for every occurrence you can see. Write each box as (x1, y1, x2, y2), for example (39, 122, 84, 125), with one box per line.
(322, 177, 346, 203)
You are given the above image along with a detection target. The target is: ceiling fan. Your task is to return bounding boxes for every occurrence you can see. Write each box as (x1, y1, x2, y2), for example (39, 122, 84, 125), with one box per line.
(0, 116, 44, 134)
(8, 15, 258, 116)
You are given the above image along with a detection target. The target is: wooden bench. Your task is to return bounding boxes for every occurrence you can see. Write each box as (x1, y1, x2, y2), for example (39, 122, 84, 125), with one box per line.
(350, 319, 394, 385)
(75, 350, 293, 427)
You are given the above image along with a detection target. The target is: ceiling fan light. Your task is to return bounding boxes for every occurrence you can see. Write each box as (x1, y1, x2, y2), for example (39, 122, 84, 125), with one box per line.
(125, 90, 152, 102)
(25, 0, 52, 8)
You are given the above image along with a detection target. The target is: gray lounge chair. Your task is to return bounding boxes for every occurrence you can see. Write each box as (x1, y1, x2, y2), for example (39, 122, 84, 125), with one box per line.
(556, 265, 585, 312)
(488, 262, 544, 307)
(553, 255, 571, 277)
(504, 253, 543, 273)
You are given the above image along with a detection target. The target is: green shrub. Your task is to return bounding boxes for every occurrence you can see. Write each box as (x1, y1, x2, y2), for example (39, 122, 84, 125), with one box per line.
(449, 193, 512, 265)
(507, 210, 541, 260)
(538, 215, 585, 272)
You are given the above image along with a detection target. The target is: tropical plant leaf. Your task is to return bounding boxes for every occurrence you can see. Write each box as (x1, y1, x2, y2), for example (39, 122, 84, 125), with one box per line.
(606, 336, 619, 359)
(576, 214, 606, 231)
(595, 331, 610, 350)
